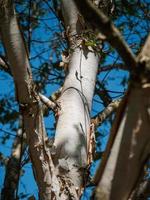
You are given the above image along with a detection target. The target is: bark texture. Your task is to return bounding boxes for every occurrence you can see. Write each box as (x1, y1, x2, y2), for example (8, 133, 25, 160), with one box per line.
(52, 0, 99, 198)
(0, 2, 59, 199)
(95, 35, 150, 200)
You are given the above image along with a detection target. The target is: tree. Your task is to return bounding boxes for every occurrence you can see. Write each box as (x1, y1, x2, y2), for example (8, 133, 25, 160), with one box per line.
(0, 0, 150, 199)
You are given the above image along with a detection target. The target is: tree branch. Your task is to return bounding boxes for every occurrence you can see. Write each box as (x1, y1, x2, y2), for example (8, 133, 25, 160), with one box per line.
(99, 63, 128, 72)
(138, 34, 150, 73)
(39, 93, 57, 111)
(0, 152, 8, 166)
(92, 91, 128, 186)
(0, 2, 60, 199)
(94, 34, 150, 198)
(138, 34, 150, 63)
(0, 56, 60, 114)
(96, 80, 112, 107)
(74, 0, 137, 70)
(0, 56, 11, 75)
(92, 98, 122, 127)
(1, 122, 26, 200)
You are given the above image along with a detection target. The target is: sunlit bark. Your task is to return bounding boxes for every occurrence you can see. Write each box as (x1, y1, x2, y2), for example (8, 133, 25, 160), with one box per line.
(95, 34, 150, 200)
(52, 0, 99, 198)
(0, 2, 58, 199)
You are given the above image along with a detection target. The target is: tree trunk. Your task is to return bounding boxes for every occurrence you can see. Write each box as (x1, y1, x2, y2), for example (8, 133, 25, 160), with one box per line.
(95, 35, 150, 200)
(0, 2, 59, 199)
(52, 0, 99, 198)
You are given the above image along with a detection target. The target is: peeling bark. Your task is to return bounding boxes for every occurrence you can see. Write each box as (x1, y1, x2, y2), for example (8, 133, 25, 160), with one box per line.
(52, 0, 99, 198)
(0, 2, 60, 199)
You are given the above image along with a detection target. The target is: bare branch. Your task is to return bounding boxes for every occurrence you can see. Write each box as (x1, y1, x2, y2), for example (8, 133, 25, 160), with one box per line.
(95, 82, 150, 199)
(94, 33, 150, 200)
(0, 57, 60, 114)
(0, 56, 11, 75)
(1, 123, 26, 200)
(50, 87, 62, 101)
(0, 1, 32, 103)
(96, 79, 112, 108)
(138, 34, 150, 71)
(0, 152, 8, 166)
(99, 63, 128, 72)
(93, 91, 129, 185)
(39, 93, 57, 111)
(92, 98, 122, 127)
(74, 0, 137, 70)
(138, 34, 150, 62)
(0, 2, 60, 199)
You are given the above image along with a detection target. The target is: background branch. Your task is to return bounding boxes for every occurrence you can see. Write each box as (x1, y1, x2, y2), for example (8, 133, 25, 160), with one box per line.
(92, 98, 122, 127)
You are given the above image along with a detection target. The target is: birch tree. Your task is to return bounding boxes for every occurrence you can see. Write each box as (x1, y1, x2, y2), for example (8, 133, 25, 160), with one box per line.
(0, 0, 150, 199)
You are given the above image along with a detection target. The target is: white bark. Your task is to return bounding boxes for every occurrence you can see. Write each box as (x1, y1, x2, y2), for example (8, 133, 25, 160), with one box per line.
(52, 0, 99, 198)
(96, 112, 127, 199)
(0, 5, 32, 103)
(0, 2, 60, 199)
(96, 85, 150, 200)
(54, 47, 99, 179)
(96, 34, 150, 200)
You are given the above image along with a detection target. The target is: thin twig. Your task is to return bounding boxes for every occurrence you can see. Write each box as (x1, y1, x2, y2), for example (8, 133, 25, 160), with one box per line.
(99, 63, 128, 72)
(0, 56, 11, 75)
(92, 98, 122, 127)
